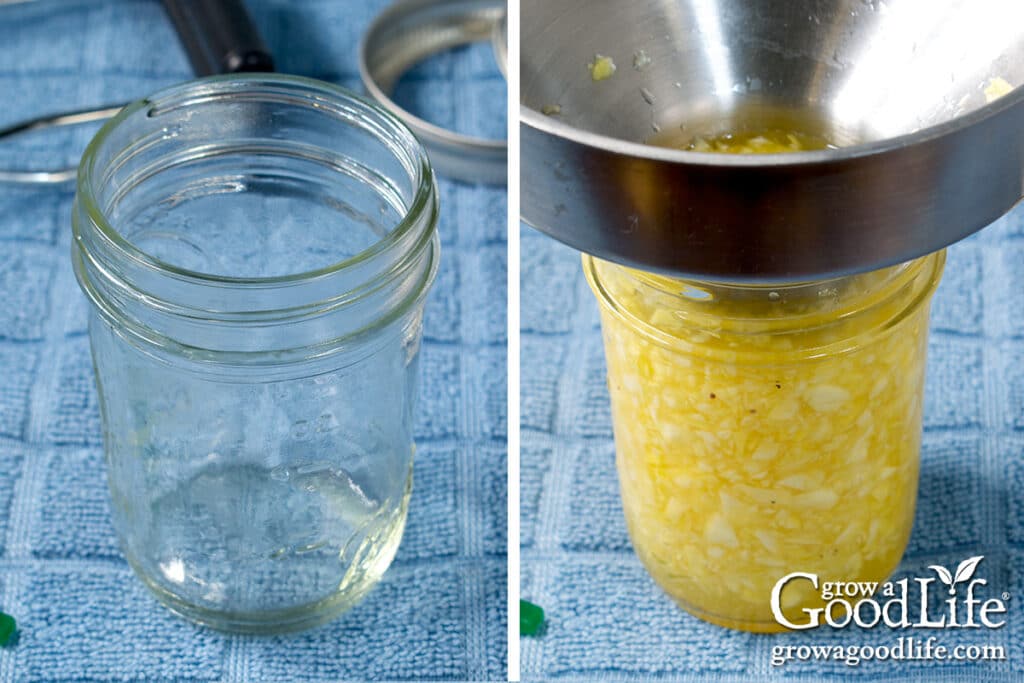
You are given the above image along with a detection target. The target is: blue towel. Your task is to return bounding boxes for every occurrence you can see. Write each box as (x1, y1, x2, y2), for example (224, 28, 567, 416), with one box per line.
(0, 0, 506, 680)
(521, 210, 1024, 680)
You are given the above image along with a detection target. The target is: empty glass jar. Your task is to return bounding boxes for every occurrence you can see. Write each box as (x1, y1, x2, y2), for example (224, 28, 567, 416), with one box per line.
(585, 251, 944, 631)
(72, 75, 439, 633)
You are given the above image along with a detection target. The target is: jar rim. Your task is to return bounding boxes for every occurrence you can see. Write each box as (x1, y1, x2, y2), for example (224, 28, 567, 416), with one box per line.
(584, 250, 946, 362)
(75, 73, 436, 288)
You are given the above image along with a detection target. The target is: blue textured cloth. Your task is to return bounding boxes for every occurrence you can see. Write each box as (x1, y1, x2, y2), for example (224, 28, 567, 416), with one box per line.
(0, 1, 506, 680)
(521, 207, 1024, 680)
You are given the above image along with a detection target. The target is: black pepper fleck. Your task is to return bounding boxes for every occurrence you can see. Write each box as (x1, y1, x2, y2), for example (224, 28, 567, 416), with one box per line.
(709, 393, 716, 399)
(775, 383, 781, 389)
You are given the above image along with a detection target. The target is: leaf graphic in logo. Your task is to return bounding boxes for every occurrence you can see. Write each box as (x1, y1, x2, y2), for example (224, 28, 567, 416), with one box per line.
(953, 556, 984, 584)
(930, 564, 954, 594)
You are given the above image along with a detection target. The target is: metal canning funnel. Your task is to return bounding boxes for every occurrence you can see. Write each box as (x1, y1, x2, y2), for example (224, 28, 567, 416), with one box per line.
(521, 0, 1024, 280)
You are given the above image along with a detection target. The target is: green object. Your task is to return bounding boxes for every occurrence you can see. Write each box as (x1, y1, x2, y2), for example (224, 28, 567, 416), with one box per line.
(520, 599, 545, 636)
(0, 612, 15, 646)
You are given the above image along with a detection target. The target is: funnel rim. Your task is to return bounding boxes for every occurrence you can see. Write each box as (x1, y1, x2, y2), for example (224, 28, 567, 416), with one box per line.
(520, 84, 1024, 166)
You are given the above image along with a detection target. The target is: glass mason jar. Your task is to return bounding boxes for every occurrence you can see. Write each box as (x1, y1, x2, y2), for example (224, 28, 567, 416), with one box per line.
(585, 251, 945, 632)
(72, 75, 439, 633)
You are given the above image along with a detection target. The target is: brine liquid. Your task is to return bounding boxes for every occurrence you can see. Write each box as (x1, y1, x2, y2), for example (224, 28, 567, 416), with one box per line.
(122, 457, 409, 632)
(648, 127, 837, 153)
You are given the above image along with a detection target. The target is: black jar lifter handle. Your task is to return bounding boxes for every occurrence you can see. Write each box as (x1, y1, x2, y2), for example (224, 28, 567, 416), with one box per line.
(162, 0, 276, 76)
(0, 0, 275, 184)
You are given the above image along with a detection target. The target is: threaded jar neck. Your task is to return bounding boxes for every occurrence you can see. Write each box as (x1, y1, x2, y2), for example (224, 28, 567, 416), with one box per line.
(585, 250, 945, 363)
(73, 74, 439, 360)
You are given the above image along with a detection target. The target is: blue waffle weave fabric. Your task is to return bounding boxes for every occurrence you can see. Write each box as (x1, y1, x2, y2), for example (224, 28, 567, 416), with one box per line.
(521, 206, 1024, 681)
(0, 1, 507, 680)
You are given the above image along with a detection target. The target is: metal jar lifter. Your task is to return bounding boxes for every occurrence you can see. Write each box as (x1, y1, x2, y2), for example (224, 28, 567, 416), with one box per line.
(1, 0, 508, 187)
(0, 0, 275, 184)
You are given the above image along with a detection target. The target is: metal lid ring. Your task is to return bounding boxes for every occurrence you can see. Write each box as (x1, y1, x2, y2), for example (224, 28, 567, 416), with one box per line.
(360, 0, 507, 186)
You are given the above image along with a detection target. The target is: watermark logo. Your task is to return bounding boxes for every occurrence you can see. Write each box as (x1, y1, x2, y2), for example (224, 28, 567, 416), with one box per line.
(770, 555, 1008, 631)
(930, 556, 983, 595)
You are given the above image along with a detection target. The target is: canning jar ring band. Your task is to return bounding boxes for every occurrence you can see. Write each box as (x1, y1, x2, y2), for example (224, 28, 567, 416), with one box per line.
(359, 0, 507, 185)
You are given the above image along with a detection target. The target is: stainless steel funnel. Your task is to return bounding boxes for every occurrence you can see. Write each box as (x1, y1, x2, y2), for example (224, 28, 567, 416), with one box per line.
(521, 0, 1024, 280)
